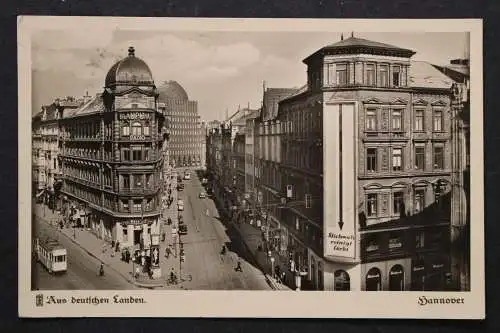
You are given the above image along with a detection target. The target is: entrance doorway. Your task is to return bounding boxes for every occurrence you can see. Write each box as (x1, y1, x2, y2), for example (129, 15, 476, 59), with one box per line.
(366, 267, 382, 291)
(389, 264, 405, 291)
(134, 230, 141, 245)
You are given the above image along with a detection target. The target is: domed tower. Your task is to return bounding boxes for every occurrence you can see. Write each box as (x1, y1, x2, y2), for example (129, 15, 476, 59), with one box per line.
(103, 46, 158, 109)
(157, 80, 205, 169)
(102, 47, 165, 265)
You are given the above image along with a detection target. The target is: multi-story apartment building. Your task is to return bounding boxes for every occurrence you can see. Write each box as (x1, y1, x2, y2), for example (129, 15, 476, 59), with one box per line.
(206, 122, 233, 216)
(58, 47, 165, 249)
(275, 36, 455, 291)
(158, 80, 205, 169)
(252, 87, 298, 252)
(233, 132, 246, 208)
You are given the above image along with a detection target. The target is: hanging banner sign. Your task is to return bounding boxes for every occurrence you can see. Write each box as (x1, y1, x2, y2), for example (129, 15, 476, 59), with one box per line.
(323, 102, 358, 260)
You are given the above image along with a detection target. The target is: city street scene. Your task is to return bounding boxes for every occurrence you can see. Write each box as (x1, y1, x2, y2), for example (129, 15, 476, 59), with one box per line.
(30, 27, 472, 292)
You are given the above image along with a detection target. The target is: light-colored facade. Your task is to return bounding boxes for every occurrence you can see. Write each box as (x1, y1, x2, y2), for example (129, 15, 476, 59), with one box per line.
(158, 81, 206, 169)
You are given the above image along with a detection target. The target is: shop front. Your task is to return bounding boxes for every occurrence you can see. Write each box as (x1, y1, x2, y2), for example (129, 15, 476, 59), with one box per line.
(116, 217, 157, 251)
(411, 255, 450, 291)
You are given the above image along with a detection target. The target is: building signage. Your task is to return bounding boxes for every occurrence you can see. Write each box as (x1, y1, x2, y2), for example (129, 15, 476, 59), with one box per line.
(130, 218, 148, 225)
(323, 102, 358, 260)
(130, 134, 146, 140)
(326, 232, 355, 254)
(119, 112, 152, 120)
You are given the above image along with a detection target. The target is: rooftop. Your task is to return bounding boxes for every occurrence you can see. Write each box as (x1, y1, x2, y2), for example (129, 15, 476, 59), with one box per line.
(304, 36, 416, 63)
(105, 47, 155, 87)
(409, 61, 454, 89)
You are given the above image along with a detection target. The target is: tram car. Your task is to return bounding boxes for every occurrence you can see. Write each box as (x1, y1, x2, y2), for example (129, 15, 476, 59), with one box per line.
(35, 237, 67, 274)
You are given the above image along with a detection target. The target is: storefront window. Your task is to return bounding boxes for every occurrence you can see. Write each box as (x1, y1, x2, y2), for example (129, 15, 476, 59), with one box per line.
(334, 270, 350, 291)
(366, 267, 382, 291)
(389, 264, 405, 291)
(427, 262, 445, 291)
(411, 259, 426, 291)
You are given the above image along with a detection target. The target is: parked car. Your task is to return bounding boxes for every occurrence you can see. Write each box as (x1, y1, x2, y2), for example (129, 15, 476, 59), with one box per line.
(178, 224, 188, 235)
(199, 192, 206, 199)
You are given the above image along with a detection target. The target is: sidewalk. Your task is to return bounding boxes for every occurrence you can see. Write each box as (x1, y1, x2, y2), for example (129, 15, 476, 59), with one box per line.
(34, 202, 184, 289)
(214, 197, 291, 291)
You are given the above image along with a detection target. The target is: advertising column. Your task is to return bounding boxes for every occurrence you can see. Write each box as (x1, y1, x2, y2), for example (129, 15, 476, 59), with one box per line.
(323, 101, 360, 291)
(150, 219, 161, 279)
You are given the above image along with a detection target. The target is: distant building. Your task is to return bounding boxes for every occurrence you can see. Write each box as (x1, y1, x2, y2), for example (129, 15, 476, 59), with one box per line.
(158, 81, 205, 169)
(32, 96, 83, 205)
(58, 47, 165, 247)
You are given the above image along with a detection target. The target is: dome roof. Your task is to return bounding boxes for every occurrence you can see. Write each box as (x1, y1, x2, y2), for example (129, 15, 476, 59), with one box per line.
(158, 80, 189, 102)
(105, 47, 154, 87)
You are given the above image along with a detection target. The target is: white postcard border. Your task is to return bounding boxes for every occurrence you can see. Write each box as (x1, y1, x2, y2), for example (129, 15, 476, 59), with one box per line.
(18, 17, 485, 319)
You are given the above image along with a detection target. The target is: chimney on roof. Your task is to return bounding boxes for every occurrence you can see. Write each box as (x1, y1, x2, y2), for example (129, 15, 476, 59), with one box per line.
(128, 46, 135, 57)
(341, 33, 344, 41)
(351, 31, 354, 38)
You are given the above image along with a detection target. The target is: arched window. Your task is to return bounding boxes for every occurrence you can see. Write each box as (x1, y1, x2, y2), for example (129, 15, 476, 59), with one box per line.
(131, 122, 142, 136)
(122, 122, 130, 136)
(389, 264, 405, 291)
(143, 121, 150, 136)
(366, 267, 382, 291)
(334, 270, 350, 291)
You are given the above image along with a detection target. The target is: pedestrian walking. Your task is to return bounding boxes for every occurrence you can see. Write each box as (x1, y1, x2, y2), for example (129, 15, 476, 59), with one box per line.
(235, 260, 242, 272)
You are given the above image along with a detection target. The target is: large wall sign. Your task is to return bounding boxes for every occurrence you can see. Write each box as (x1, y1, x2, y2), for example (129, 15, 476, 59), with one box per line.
(323, 102, 358, 260)
(119, 112, 152, 120)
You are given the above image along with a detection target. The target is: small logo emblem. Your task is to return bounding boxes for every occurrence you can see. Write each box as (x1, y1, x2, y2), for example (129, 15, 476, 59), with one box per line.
(35, 294, 44, 307)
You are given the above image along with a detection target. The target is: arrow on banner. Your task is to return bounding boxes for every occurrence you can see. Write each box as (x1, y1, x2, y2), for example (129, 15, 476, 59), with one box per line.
(338, 220, 344, 231)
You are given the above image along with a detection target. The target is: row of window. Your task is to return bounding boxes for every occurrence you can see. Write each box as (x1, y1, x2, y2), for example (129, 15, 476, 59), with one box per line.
(64, 183, 101, 206)
(365, 107, 444, 132)
(121, 121, 151, 137)
(64, 165, 112, 187)
(121, 144, 156, 162)
(63, 146, 112, 161)
(365, 230, 444, 255)
(119, 197, 156, 213)
(283, 144, 322, 172)
(365, 186, 436, 218)
(120, 174, 155, 191)
(63, 122, 101, 140)
(322, 62, 405, 88)
(365, 144, 445, 173)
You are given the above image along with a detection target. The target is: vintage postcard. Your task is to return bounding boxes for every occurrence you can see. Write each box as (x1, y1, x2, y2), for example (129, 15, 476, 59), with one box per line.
(18, 16, 484, 319)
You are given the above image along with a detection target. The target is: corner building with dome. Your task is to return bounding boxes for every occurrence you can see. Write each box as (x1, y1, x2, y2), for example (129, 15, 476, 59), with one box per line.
(58, 47, 165, 249)
(157, 80, 206, 169)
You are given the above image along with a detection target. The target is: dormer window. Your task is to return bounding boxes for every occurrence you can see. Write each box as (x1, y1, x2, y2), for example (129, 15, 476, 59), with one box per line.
(379, 65, 389, 87)
(392, 66, 401, 87)
(336, 63, 348, 86)
(366, 64, 375, 86)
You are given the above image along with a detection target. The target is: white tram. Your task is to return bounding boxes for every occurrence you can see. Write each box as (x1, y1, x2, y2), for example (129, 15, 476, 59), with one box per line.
(35, 237, 67, 274)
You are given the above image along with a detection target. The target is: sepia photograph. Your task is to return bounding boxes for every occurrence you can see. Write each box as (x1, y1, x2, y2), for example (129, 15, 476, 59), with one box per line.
(18, 17, 484, 318)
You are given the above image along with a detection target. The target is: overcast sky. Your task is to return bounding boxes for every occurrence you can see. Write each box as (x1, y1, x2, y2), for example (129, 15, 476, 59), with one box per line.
(32, 30, 468, 121)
